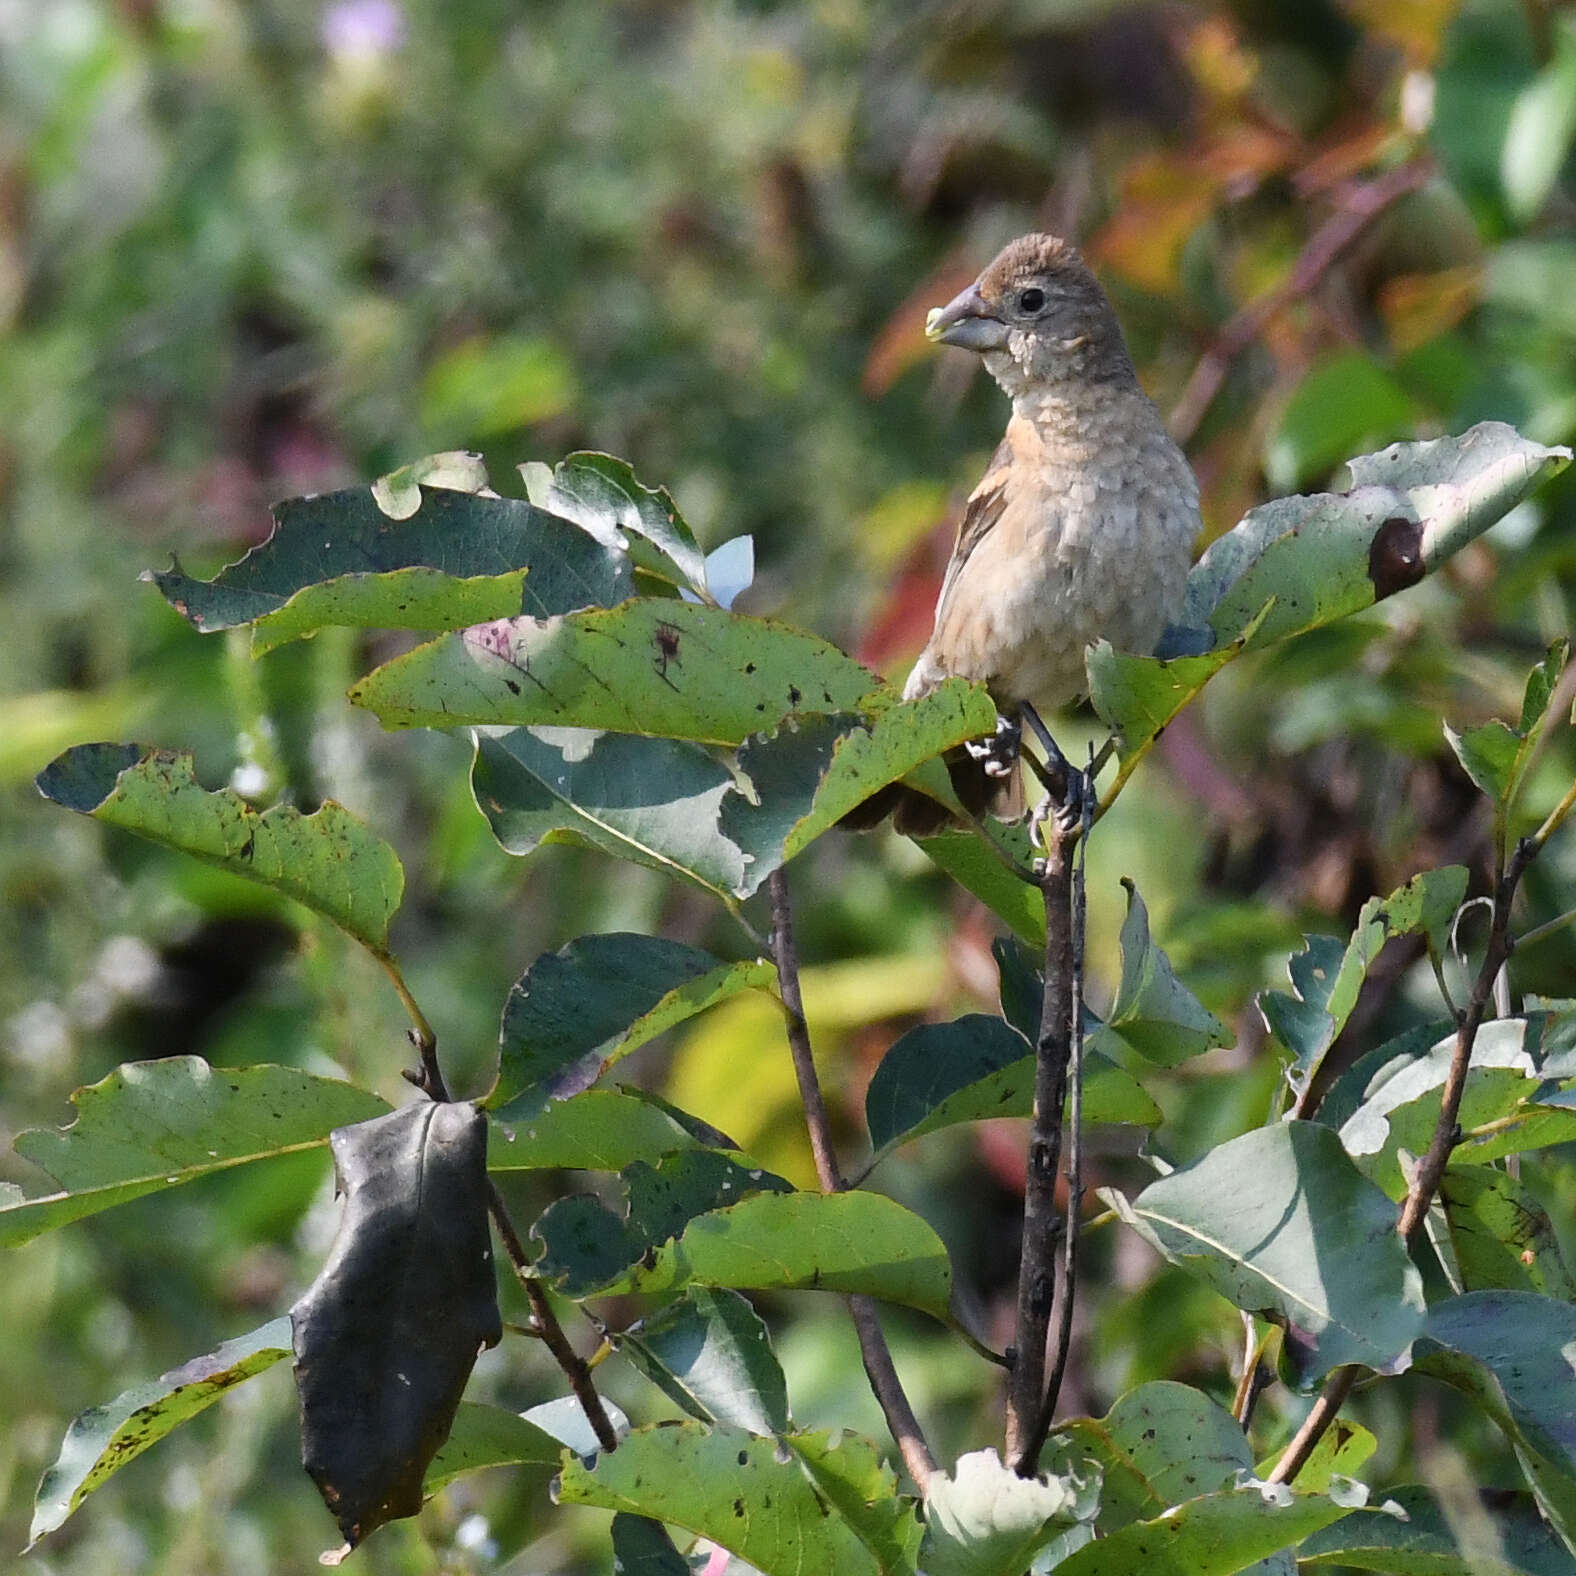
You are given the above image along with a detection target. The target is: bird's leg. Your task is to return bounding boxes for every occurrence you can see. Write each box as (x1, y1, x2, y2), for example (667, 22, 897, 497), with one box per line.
(1019, 703, 1089, 856)
(964, 712, 1022, 779)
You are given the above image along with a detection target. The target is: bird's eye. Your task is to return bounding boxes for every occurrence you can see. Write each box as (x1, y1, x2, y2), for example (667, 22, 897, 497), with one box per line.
(1018, 287, 1047, 314)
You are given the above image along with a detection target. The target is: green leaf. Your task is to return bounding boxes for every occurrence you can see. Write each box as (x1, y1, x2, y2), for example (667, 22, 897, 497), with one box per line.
(146, 481, 632, 655)
(29, 1318, 294, 1546)
(610, 1514, 691, 1576)
(533, 1151, 793, 1298)
(350, 600, 881, 746)
(1106, 881, 1231, 1065)
(423, 1402, 563, 1494)
(915, 824, 1046, 947)
(1105, 1123, 1425, 1383)
(554, 1422, 918, 1576)
(718, 680, 1000, 887)
(543, 1189, 955, 1322)
(1338, 1018, 1576, 1197)
(1260, 868, 1469, 1104)
(1502, 19, 1576, 222)
(1180, 423, 1571, 653)
(1301, 1483, 1575, 1575)
(421, 333, 575, 441)
(1265, 352, 1415, 493)
(0, 1057, 390, 1247)
(863, 1014, 1160, 1165)
(1088, 602, 1272, 770)
(37, 745, 405, 953)
(523, 451, 708, 593)
(1436, 1166, 1576, 1297)
(472, 727, 750, 903)
(1054, 1382, 1251, 1533)
(1417, 1291, 1576, 1547)
(786, 1428, 927, 1575)
(486, 1088, 707, 1172)
(620, 1288, 789, 1435)
(488, 934, 776, 1111)
(1445, 639, 1570, 808)
(1050, 1484, 1387, 1576)
(920, 1447, 1098, 1576)
(1253, 1419, 1376, 1495)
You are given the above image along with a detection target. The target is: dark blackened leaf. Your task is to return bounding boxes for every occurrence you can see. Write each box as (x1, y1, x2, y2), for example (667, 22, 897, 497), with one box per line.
(292, 1102, 502, 1550)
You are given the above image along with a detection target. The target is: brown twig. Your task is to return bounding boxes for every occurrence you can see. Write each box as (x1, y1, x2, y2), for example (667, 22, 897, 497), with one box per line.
(488, 1181, 621, 1455)
(1019, 760, 1093, 1469)
(767, 868, 937, 1491)
(379, 953, 449, 1100)
(1005, 805, 1079, 1473)
(1270, 778, 1576, 1484)
(1168, 157, 1434, 446)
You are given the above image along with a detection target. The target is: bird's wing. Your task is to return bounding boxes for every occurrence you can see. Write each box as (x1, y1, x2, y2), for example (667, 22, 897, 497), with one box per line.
(932, 435, 1012, 616)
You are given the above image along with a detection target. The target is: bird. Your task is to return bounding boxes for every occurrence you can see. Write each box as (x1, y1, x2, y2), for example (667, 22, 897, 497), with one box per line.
(850, 232, 1200, 835)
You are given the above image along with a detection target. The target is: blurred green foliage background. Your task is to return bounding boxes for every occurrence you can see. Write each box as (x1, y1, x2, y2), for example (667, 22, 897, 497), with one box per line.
(2, 0, 1574, 1569)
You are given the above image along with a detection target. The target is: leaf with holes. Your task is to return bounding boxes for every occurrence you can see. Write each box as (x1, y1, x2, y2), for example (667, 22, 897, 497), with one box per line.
(350, 601, 881, 746)
(1261, 867, 1469, 1106)
(29, 1319, 294, 1546)
(0, 1057, 390, 1247)
(554, 1422, 920, 1576)
(37, 745, 404, 953)
(147, 476, 633, 655)
(1051, 1485, 1397, 1576)
(523, 451, 707, 593)
(1053, 1382, 1252, 1534)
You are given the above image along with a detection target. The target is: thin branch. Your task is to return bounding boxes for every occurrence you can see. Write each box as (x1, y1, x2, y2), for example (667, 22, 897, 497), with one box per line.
(488, 1181, 621, 1455)
(1021, 758, 1094, 1468)
(378, 952, 448, 1100)
(1005, 804, 1078, 1474)
(767, 868, 937, 1492)
(1168, 157, 1434, 445)
(1266, 1368, 1358, 1485)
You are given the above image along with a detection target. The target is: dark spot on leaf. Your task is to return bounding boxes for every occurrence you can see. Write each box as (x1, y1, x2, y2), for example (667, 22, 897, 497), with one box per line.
(737, 1449, 749, 1465)
(788, 685, 802, 706)
(1369, 514, 1425, 598)
(504, 679, 521, 695)
(744, 662, 756, 674)
(733, 1498, 745, 1517)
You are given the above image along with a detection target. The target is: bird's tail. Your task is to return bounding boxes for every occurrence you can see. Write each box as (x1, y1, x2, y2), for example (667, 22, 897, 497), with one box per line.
(840, 746, 1024, 836)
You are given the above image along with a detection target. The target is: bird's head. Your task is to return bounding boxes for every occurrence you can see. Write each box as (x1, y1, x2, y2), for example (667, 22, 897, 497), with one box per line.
(925, 233, 1135, 398)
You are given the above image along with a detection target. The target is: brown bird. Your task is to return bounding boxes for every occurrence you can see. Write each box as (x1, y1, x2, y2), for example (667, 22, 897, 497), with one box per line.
(854, 233, 1200, 834)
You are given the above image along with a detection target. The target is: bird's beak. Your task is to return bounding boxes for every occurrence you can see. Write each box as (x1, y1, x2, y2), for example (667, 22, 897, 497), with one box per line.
(925, 282, 1009, 352)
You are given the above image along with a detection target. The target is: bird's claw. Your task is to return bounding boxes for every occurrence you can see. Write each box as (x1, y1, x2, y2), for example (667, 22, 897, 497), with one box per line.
(965, 714, 1022, 780)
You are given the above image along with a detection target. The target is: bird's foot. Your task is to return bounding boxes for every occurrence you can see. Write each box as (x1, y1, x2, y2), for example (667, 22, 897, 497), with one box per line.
(965, 713, 1022, 779)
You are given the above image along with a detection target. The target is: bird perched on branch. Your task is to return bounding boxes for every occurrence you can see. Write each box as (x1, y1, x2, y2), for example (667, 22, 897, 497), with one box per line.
(852, 232, 1200, 835)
